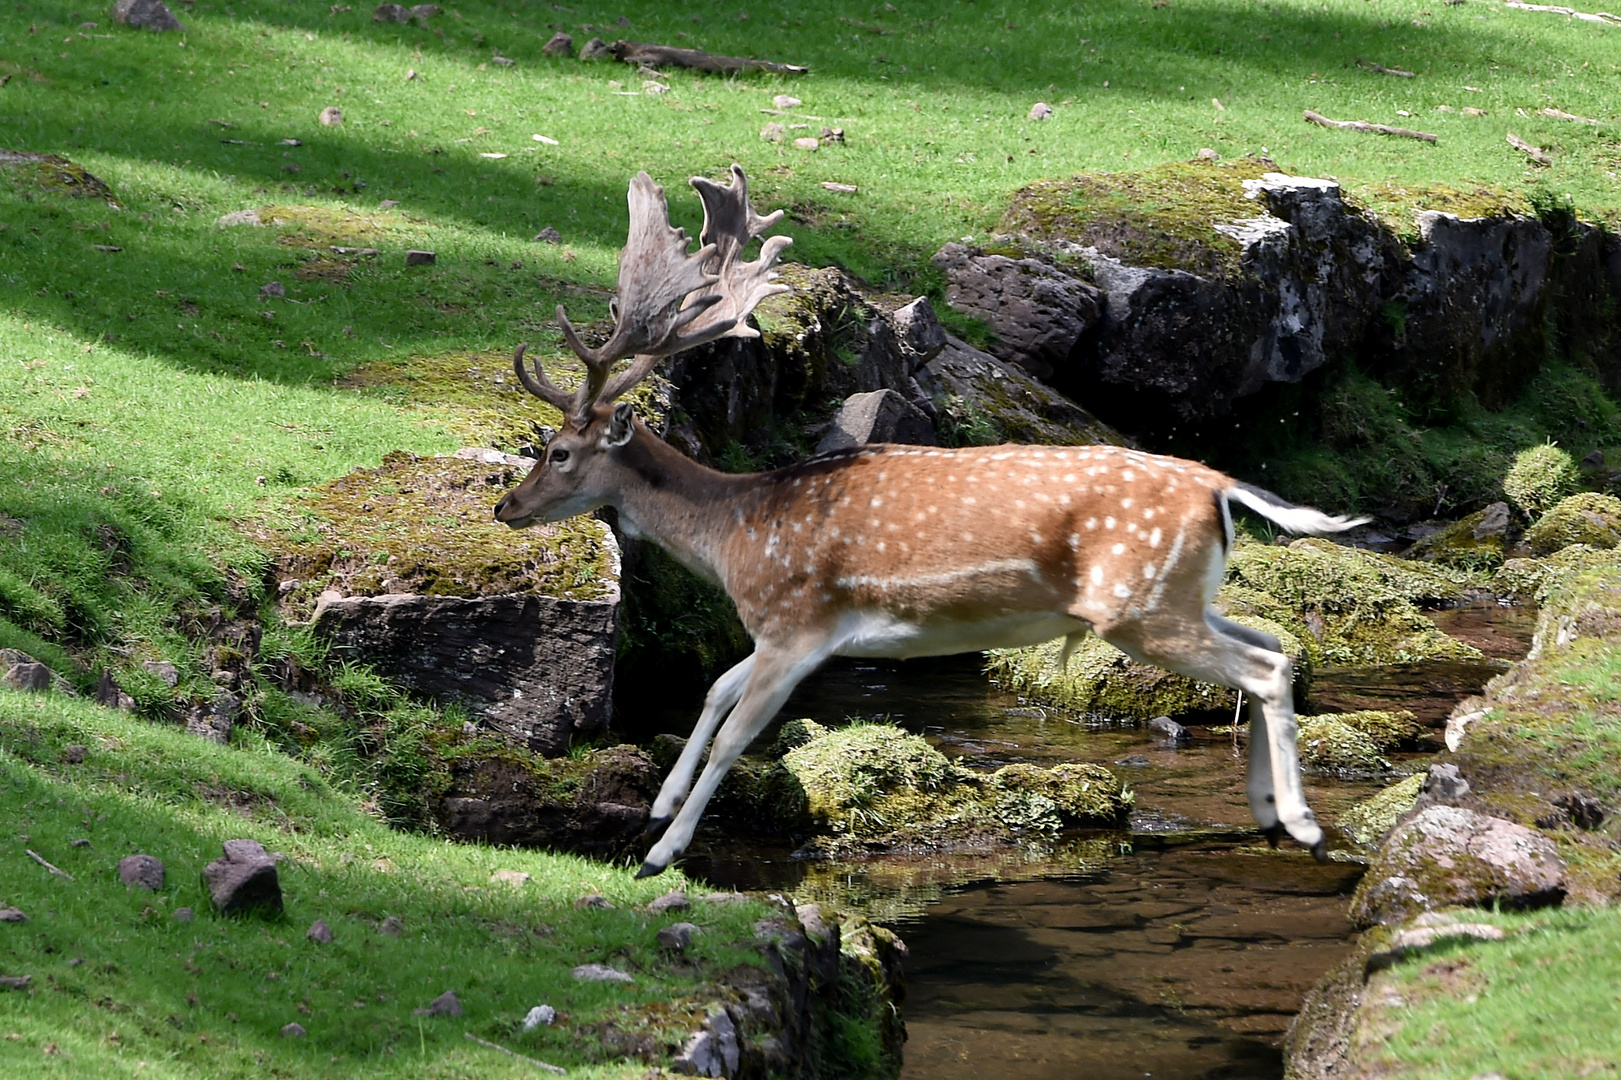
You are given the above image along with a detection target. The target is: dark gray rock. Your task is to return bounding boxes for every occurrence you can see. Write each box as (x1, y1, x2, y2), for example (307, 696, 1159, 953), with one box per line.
(185, 692, 239, 744)
(914, 336, 1127, 447)
(0, 907, 27, 923)
(94, 670, 135, 711)
(313, 590, 618, 756)
(533, 226, 562, 244)
(888, 296, 948, 371)
(541, 31, 573, 56)
(142, 660, 180, 687)
(405, 249, 435, 266)
(657, 921, 700, 952)
(815, 389, 937, 454)
(117, 854, 165, 892)
(2, 659, 52, 692)
(1148, 716, 1191, 746)
(1348, 805, 1566, 927)
(578, 37, 612, 60)
(378, 915, 404, 936)
(172, 906, 194, 922)
(63, 744, 87, 765)
(280, 1022, 306, 1038)
(0, 975, 31, 990)
(413, 990, 463, 1017)
(113, 0, 184, 31)
(931, 242, 1104, 380)
(647, 890, 690, 915)
(1474, 502, 1513, 539)
(202, 839, 284, 917)
(674, 1007, 741, 1078)
(373, 3, 409, 21)
(306, 919, 333, 943)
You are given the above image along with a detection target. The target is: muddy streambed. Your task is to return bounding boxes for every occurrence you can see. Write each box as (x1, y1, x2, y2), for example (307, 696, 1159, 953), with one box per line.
(684, 600, 1536, 1080)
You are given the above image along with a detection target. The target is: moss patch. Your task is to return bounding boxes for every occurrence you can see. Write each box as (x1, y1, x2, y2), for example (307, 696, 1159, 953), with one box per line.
(340, 350, 569, 450)
(263, 451, 616, 615)
(999, 158, 1274, 278)
(987, 633, 1243, 721)
(1330, 709, 1423, 751)
(1296, 715, 1390, 775)
(0, 150, 119, 206)
(1349, 180, 1533, 241)
(1524, 491, 1621, 556)
(1338, 772, 1424, 848)
(1403, 508, 1512, 571)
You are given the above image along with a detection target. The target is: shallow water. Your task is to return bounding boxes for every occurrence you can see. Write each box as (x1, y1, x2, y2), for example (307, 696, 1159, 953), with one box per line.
(685, 602, 1535, 1080)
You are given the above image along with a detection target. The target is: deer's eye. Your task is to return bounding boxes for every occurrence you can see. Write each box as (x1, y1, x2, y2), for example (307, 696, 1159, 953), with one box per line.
(550, 448, 570, 465)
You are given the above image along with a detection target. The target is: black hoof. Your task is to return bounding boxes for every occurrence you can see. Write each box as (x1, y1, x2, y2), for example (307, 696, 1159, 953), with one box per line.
(1262, 823, 1285, 849)
(642, 815, 672, 839)
(1311, 839, 1329, 863)
(634, 860, 666, 880)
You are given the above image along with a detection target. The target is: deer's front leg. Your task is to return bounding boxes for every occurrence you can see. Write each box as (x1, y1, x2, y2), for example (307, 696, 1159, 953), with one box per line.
(638, 637, 836, 878)
(647, 653, 756, 833)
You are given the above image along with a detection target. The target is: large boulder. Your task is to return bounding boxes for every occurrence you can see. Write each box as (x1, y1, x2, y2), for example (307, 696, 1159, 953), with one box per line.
(815, 389, 937, 454)
(1523, 491, 1621, 556)
(1348, 805, 1566, 927)
(930, 243, 1103, 380)
(914, 336, 1127, 447)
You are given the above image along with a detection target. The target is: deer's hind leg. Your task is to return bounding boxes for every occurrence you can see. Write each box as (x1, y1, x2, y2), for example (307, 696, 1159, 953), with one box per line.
(1207, 613, 1287, 846)
(1106, 612, 1325, 860)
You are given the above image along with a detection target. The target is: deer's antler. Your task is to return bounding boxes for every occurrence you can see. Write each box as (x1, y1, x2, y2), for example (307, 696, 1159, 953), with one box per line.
(522, 166, 792, 422)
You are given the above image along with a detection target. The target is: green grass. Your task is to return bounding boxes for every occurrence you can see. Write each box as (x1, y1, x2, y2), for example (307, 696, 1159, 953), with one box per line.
(0, 689, 770, 1079)
(1358, 906, 1621, 1078)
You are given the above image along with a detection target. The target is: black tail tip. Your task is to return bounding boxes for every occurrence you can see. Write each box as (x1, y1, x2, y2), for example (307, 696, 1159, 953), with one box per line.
(1311, 839, 1329, 864)
(634, 860, 666, 880)
(642, 815, 672, 839)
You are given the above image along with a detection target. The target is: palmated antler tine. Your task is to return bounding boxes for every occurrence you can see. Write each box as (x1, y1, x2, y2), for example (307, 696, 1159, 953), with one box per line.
(511, 343, 577, 412)
(681, 163, 793, 345)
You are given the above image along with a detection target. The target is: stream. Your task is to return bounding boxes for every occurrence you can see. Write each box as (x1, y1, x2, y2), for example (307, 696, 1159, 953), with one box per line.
(685, 599, 1537, 1080)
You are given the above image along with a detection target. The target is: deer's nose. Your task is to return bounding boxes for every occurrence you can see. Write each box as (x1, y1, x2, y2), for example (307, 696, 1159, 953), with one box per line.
(492, 495, 510, 521)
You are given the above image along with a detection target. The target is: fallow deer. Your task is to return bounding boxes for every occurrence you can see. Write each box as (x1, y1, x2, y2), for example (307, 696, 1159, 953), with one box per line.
(493, 166, 1367, 878)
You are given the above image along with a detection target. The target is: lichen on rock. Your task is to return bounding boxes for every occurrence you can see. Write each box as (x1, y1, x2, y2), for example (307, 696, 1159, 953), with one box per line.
(986, 633, 1243, 721)
(1295, 715, 1390, 775)
(1523, 491, 1621, 556)
(1338, 773, 1425, 848)
(1402, 503, 1515, 570)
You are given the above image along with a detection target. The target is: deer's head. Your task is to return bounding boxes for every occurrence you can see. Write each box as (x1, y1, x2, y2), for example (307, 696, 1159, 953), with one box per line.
(493, 166, 790, 528)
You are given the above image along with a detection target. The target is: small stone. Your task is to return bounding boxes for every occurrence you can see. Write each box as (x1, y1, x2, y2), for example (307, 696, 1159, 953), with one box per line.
(63, 745, 88, 765)
(1472, 501, 1513, 540)
(492, 55, 514, 67)
(306, 919, 333, 944)
(114, 0, 184, 31)
(373, 2, 408, 21)
(761, 122, 786, 142)
(1584, 449, 1605, 467)
(575, 892, 613, 910)
(1463, 106, 1486, 116)
(260, 281, 285, 299)
(1028, 101, 1053, 120)
(379, 199, 400, 209)
(94, 670, 134, 711)
(378, 915, 404, 936)
(772, 94, 802, 109)
(533, 226, 562, 244)
(143, 660, 180, 687)
(172, 907, 194, 923)
(699, 892, 749, 905)
(656, 921, 700, 952)
(793, 137, 820, 151)
(821, 181, 858, 194)
(1115, 754, 1152, 767)
(541, 31, 573, 57)
(819, 126, 845, 144)
(280, 1022, 306, 1038)
(1, 662, 51, 692)
(490, 869, 530, 886)
(202, 839, 283, 917)
(521, 1004, 556, 1031)
(578, 37, 611, 60)
(70, 839, 91, 848)
(413, 990, 462, 1017)
(405, 250, 436, 266)
(1149, 716, 1191, 746)
(318, 106, 343, 127)
(1196, 147, 1221, 161)
(571, 963, 633, 983)
(118, 854, 165, 892)
(646, 890, 690, 915)
(409, 4, 439, 19)
(215, 209, 263, 227)
(0, 975, 31, 991)
(0, 907, 27, 923)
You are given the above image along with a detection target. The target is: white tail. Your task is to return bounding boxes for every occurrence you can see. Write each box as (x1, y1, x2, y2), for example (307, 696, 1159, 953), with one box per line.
(494, 167, 1368, 876)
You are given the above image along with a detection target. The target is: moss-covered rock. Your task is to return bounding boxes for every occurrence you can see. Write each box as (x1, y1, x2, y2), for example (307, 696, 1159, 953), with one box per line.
(1296, 715, 1391, 774)
(1523, 491, 1621, 556)
(0, 150, 119, 206)
(1226, 538, 1484, 667)
(1402, 506, 1513, 571)
(1338, 773, 1424, 848)
(771, 721, 1130, 856)
(1494, 543, 1621, 602)
(986, 634, 1241, 721)
(1503, 444, 1581, 519)
(1330, 709, 1422, 752)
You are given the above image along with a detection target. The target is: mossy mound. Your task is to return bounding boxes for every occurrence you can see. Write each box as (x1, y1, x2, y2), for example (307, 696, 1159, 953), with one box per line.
(999, 158, 1273, 278)
(987, 634, 1239, 721)
(1524, 492, 1621, 556)
(0, 150, 119, 206)
(1338, 772, 1424, 848)
(1403, 508, 1512, 571)
(773, 721, 1130, 856)
(1226, 538, 1484, 667)
(1503, 444, 1581, 519)
(1297, 715, 1391, 775)
(265, 451, 617, 615)
(1350, 180, 1532, 241)
(1495, 544, 1621, 603)
(1329, 709, 1422, 751)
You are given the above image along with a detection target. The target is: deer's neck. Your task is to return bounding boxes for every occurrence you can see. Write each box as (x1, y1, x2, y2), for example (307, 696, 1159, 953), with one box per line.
(610, 430, 757, 583)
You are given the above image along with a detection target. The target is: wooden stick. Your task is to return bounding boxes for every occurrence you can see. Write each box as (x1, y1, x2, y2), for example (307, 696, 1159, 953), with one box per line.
(609, 41, 807, 75)
(1540, 107, 1601, 123)
(463, 1032, 566, 1074)
(1506, 132, 1552, 165)
(26, 849, 74, 881)
(1504, 0, 1621, 23)
(1304, 109, 1438, 142)
(1355, 57, 1415, 77)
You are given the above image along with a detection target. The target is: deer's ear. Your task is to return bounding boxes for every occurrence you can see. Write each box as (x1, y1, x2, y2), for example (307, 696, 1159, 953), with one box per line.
(604, 402, 636, 448)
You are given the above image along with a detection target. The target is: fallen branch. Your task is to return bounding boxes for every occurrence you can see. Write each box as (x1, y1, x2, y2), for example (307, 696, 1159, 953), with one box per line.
(609, 41, 807, 75)
(1506, 131, 1552, 165)
(1504, 0, 1621, 22)
(26, 849, 74, 881)
(1541, 107, 1601, 123)
(1304, 109, 1438, 141)
(1356, 57, 1415, 77)
(464, 1032, 566, 1074)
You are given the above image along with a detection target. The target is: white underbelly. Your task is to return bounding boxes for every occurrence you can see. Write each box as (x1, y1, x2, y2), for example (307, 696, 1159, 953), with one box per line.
(832, 609, 1088, 659)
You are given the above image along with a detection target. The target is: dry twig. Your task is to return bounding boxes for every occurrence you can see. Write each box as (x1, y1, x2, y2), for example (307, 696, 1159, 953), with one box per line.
(1304, 109, 1438, 142)
(1540, 107, 1601, 123)
(26, 849, 74, 881)
(609, 41, 807, 74)
(1504, 0, 1621, 23)
(1506, 132, 1552, 165)
(463, 1033, 566, 1074)
(1356, 57, 1416, 77)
